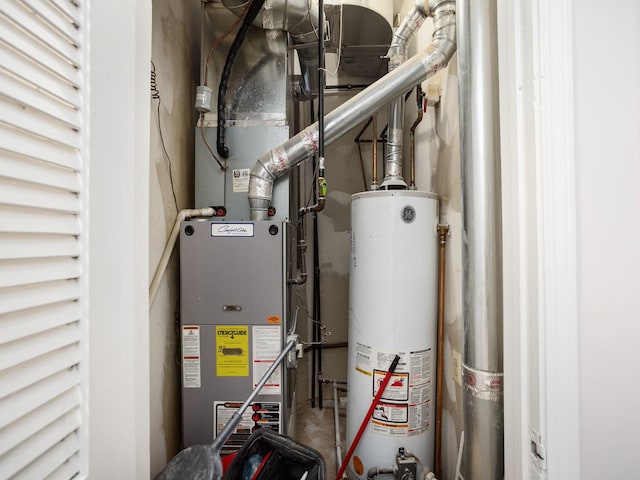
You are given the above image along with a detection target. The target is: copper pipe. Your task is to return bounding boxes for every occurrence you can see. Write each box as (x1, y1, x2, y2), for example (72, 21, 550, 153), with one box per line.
(371, 114, 378, 189)
(435, 224, 449, 479)
(409, 87, 424, 189)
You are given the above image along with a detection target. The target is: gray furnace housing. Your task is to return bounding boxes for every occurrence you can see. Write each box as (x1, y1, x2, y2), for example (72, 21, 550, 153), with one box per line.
(179, 220, 296, 454)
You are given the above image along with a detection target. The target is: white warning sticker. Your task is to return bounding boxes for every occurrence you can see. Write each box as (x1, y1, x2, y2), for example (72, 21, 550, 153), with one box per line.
(368, 347, 433, 437)
(373, 370, 409, 401)
(182, 326, 201, 388)
(214, 401, 282, 454)
(252, 325, 282, 395)
(373, 401, 408, 423)
(355, 342, 372, 375)
(232, 168, 251, 192)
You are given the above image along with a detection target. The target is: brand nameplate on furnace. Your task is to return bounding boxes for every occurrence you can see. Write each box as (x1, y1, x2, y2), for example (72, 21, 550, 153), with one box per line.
(211, 223, 254, 237)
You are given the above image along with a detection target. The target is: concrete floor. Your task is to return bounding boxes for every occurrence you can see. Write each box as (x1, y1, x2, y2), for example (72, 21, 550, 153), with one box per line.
(292, 355, 347, 480)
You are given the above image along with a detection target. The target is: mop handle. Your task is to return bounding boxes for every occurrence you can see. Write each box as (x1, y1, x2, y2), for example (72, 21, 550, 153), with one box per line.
(335, 355, 401, 480)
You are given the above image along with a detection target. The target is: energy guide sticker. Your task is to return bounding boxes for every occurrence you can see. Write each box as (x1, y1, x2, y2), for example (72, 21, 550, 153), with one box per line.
(182, 326, 201, 388)
(216, 326, 249, 376)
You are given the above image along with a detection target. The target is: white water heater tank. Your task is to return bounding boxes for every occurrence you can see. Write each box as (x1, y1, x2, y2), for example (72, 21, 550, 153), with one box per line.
(346, 191, 439, 478)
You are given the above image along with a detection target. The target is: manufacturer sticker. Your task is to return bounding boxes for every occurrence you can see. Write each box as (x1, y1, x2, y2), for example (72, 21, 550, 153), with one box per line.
(211, 223, 254, 237)
(232, 168, 251, 192)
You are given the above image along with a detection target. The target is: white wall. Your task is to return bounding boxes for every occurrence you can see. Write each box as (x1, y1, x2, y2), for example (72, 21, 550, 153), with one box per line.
(88, 0, 151, 477)
(574, 1, 640, 477)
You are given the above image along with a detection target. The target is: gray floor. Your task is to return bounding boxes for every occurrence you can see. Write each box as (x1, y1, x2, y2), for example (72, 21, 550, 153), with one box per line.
(291, 356, 347, 480)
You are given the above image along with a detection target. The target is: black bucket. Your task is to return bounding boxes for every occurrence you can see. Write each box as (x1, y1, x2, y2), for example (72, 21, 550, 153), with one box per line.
(224, 429, 325, 480)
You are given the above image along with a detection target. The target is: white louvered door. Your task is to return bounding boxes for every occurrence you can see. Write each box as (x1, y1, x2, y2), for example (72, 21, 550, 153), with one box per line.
(0, 0, 88, 479)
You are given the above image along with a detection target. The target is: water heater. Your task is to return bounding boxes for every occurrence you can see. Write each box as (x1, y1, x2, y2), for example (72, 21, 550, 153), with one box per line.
(346, 191, 439, 478)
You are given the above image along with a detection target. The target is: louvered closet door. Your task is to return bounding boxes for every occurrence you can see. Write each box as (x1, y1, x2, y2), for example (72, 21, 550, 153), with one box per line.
(0, 0, 87, 479)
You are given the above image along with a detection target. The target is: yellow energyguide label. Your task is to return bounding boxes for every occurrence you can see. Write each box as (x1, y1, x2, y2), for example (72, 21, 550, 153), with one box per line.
(216, 326, 249, 376)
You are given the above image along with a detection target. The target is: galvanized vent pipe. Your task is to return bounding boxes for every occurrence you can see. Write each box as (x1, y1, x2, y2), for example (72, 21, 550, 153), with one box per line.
(457, 0, 504, 478)
(382, 0, 428, 188)
(248, 0, 456, 220)
(221, 0, 320, 99)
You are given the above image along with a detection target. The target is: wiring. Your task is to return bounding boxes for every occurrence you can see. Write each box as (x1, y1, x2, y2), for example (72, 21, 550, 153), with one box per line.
(319, 3, 342, 76)
(200, 1, 254, 169)
(203, 0, 252, 86)
(150, 60, 179, 212)
(200, 114, 226, 170)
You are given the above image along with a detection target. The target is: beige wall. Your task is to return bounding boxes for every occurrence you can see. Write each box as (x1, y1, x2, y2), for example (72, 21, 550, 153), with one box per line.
(149, 0, 199, 475)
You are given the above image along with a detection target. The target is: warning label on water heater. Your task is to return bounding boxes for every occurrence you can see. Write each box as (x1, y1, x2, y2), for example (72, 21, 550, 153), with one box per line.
(182, 326, 201, 388)
(363, 346, 432, 437)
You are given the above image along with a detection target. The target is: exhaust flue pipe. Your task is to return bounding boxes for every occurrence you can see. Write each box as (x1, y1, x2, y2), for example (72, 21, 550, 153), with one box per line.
(222, 0, 320, 98)
(248, 0, 456, 220)
(383, 0, 428, 188)
(458, 0, 504, 478)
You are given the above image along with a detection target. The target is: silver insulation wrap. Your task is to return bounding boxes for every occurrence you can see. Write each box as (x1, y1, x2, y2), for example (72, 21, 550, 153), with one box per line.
(384, 1, 428, 186)
(249, 1, 456, 220)
(222, 0, 320, 98)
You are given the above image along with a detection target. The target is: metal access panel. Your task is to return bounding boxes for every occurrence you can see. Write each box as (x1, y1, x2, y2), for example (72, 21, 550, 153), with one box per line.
(195, 124, 290, 221)
(180, 219, 294, 453)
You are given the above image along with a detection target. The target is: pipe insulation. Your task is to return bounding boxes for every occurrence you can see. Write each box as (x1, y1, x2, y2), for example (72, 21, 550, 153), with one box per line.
(457, 0, 504, 478)
(248, 0, 456, 220)
(383, 0, 428, 188)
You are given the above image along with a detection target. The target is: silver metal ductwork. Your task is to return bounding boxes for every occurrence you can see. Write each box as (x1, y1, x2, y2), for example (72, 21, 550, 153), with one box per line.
(382, 0, 428, 188)
(248, 0, 456, 220)
(222, 0, 320, 98)
(458, 0, 504, 478)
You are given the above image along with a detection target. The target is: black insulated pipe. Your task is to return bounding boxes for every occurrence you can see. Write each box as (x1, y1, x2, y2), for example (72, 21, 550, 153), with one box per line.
(216, 0, 266, 158)
(316, 0, 325, 411)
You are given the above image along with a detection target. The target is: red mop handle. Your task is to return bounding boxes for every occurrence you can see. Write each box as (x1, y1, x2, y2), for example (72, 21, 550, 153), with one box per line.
(336, 355, 401, 480)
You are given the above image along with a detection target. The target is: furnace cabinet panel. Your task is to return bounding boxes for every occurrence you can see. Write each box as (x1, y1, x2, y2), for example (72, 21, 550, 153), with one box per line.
(179, 220, 294, 452)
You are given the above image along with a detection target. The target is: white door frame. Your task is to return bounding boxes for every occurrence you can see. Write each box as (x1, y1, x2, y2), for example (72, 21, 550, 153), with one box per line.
(498, 0, 581, 478)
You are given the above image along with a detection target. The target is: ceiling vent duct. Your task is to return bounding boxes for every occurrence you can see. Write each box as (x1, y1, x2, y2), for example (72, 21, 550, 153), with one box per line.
(324, 0, 393, 78)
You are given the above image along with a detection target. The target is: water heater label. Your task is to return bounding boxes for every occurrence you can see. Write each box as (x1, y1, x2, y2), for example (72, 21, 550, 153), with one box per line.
(252, 325, 282, 395)
(373, 370, 409, 401)
(182, 326, 201, 388)
(355, 342, 372, 375)
(216, 326, 249, 376)
(232, 168, 250, 192)
(211, 223, 254, 237)
(373, 401, 408, 423)
(368, 347, 433, 437)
